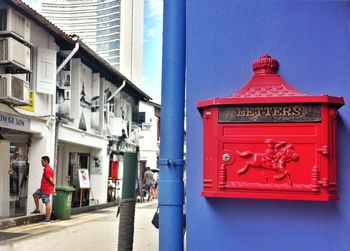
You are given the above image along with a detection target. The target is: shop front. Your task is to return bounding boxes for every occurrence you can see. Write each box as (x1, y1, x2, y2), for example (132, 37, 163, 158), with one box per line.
(0, 128, 30, 218)
(0, 109, 52, 219)
(56, 124, 109, 208)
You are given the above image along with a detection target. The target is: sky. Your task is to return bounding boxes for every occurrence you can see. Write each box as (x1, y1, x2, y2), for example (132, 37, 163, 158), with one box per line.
(143, 0, 163, 103)
(24, 0, 163, 103)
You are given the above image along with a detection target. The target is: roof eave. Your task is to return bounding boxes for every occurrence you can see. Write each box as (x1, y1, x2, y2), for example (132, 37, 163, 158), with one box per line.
(5, 0, 151, 101)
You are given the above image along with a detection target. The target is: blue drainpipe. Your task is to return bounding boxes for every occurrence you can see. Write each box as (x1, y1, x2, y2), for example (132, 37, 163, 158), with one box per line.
(159, 0, 186, 250)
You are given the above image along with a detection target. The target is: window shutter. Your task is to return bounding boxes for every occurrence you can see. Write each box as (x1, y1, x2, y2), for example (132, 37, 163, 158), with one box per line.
(36, 47, 56, 95)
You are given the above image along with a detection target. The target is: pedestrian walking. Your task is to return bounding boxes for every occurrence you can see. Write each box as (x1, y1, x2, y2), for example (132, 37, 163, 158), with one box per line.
(151, 172, 158, 199)
(31, 156, 55, 223)
(136, 177, 145, 203)
(143, 167, 154, 201)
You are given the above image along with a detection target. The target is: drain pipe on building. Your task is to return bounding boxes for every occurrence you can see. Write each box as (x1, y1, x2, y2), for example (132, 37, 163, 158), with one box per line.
(107, 80, 126, 102)
(159, 0, 186, 250)
(54, 42, 79, 170)
(56, 42, 80, 74)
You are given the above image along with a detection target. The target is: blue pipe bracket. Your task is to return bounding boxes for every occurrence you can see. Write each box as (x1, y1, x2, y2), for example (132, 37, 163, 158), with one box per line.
(158, 159, 185, 167)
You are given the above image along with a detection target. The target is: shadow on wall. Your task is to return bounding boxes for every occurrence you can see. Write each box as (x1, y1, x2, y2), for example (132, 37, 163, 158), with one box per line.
(205, 195, 342, 226)
(202, 114, 350, 224)
(336, 114, 350, 197)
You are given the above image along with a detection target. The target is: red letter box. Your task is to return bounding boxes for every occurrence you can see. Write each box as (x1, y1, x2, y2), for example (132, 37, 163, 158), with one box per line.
(198, 54, 344, 201)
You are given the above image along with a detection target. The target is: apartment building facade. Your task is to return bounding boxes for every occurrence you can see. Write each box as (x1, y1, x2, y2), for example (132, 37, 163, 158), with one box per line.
(41, 0, 144, 88)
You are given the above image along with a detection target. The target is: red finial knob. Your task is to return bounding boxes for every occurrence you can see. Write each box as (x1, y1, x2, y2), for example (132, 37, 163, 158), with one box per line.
(252, 53, 279, 74)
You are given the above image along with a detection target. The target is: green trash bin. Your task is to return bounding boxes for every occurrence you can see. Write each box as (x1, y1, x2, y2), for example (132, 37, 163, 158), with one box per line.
(53, 186, 75, 220)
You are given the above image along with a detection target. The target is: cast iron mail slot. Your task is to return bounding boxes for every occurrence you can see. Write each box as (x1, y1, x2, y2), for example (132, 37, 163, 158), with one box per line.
(219, 103, 321, 123)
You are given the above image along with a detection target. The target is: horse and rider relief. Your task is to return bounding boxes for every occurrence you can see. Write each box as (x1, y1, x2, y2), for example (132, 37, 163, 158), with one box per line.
(235, 139, 300, 186)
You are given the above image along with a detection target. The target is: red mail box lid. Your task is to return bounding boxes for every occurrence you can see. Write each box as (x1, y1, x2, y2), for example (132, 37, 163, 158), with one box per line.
(198, 54, 344, 108)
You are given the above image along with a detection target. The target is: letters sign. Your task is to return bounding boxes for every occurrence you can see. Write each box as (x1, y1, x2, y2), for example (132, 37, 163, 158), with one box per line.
(219, 104, 321, 123)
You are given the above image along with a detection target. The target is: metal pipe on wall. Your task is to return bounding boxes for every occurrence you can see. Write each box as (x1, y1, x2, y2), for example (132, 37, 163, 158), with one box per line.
(54, 42, 79, 170)
(56, 42, 79, 74)
(159, 0, 186, 250)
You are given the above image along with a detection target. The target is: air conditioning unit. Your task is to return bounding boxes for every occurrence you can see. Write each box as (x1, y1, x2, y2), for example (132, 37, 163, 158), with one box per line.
(0, 74, 30, 106)
(0, 37, 31, 72)
(0, 9, 30, 42)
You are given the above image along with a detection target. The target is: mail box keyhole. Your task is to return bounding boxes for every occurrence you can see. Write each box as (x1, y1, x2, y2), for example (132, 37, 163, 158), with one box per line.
(223, 153, 231, 162)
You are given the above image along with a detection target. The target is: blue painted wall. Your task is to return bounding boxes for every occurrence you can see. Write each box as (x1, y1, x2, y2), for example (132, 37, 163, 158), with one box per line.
(186, 1, 350, 250)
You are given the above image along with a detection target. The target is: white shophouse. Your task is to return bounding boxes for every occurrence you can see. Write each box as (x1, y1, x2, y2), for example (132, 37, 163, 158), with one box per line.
(138, 101, 160, 173)
(0, 0, 150, 219)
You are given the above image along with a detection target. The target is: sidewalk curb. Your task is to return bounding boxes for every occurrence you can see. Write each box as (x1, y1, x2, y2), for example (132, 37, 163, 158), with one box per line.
(136, 199, 158, 209)
(0, 201, 118, 230)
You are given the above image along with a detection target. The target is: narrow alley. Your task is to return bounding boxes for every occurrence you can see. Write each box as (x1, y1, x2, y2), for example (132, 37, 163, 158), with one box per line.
(0, 200, 158, 251)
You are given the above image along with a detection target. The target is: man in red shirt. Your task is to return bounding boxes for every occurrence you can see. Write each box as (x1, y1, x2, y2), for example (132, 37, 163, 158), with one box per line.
(31, 156, 55, 223)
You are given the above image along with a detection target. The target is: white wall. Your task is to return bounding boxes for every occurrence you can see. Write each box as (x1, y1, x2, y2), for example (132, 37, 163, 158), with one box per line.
(0, 4, 143, 218)
(0, 140, 10, 217)
(138, 101, 159, 170)
(90, 147, 109, 204)
(0, 8, 57, 216)
(131, 0, 144, 88)
(58, 124, 109, 204)
(23, 20, 58, 215)
(26, 122, 54, 215)
(71, 58, 81, 120)
(30, 19, 59, 117)
(120, 0, 144, 87)
(91, 73, 101, 132)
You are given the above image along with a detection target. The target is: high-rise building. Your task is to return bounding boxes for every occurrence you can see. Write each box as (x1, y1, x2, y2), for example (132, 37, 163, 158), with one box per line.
(42, 0, 144, 87)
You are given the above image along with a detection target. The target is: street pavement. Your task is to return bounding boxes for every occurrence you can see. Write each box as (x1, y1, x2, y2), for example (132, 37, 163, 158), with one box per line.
(0, 199, 159, 251)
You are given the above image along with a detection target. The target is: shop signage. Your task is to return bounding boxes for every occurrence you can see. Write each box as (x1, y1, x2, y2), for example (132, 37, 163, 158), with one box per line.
(19, 89, 35, 112)
(142, 122, 152, 131)
(78, 169, 90, 188)
(0, 111, 30, 132)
